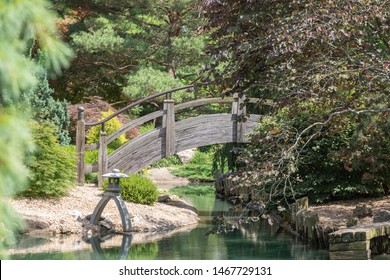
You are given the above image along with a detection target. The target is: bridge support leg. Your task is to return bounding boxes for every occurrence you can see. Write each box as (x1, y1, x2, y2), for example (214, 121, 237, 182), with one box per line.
(76, 106, 85, 186)
(98, 130, 108, 188)
(232, 93, 247, 142)
(163, 100, 176, 157)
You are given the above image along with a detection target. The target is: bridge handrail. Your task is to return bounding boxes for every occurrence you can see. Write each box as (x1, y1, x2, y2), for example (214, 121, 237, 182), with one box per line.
(84, 96, 273, 149)
(84, 84, 194, 128)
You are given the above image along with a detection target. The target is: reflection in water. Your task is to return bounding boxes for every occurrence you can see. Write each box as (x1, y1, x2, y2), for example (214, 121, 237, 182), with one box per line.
(9, 184, 329, 260)
(88, 234, 132, 260)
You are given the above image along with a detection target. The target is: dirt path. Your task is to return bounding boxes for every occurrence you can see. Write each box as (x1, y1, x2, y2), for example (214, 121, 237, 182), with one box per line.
(145, 167, 190, 189)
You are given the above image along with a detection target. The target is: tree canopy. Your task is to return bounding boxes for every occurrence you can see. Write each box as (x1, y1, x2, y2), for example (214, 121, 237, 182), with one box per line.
(51, 0, 207, 104)
(202, 0, 390, 205)
(0, 0, 71, 258)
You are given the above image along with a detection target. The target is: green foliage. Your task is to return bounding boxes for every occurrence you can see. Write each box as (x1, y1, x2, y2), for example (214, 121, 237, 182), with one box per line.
(138, 122, 155, 135)
(150, 155, 183, 168)
(171, 150, 215, 181)
(236, 102, 390, 206)
(211, 143, 242, 174)
(124, 67, 185, 101)
(0, 0, 73, 104)
(52, 0, 207, 103)
(0, 0, 72, 258)
(126, 243, 159, 260)
(203, 0, 390, 207)
(85, 173, 98, 184)
(104, 174, 159, 205)
(0, 109, 33, 258)
(170, 184, 215, 197)
(86, 110, 128, 149)
(72, 17, 125, 54)
(22, 122, 75, 198)
(24, 67, 71, 145)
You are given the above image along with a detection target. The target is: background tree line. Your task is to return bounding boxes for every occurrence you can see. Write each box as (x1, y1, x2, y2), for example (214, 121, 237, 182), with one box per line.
(1, 0, 389, 258)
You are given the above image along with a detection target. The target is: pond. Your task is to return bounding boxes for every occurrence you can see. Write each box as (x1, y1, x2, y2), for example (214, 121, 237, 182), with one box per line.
(9, 184, 329, 260)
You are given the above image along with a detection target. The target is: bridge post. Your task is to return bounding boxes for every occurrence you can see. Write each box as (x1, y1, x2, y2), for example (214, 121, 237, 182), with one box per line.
(76, 106, 85, 186)
(98, 129, 108, 188)
(232, 93, 247, 142)
(163, 100, 176, 157)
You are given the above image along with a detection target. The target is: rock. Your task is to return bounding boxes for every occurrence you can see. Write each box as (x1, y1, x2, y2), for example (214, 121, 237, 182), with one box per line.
(68, 210, 81, 217)
(373, 209, 390, 223)
(24, 217, 51, 230)
(176, 148, 196, 164)
(99, 220, 113, 230)
(353, 203, 373, 218)
(158, 194, 181, 202)
(85, 214, 105, 221)
(346, 218, 359, 228)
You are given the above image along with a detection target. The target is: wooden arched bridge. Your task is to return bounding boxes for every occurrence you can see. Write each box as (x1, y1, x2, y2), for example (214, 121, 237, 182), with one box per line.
(76, 85, 271, 187)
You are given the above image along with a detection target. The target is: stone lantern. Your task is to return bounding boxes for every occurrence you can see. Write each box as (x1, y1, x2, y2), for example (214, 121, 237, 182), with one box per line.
(90, 169, 131, 232)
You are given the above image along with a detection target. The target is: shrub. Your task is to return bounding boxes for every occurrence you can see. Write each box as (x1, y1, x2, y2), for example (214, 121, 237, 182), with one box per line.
(150, 155, 182, 168)
(22, 122, 75, 197)
(103, 174, 158, 205)
(86, 110, 128, 149)
(85, 173, 98, 184)
(139, 122, 155, 135)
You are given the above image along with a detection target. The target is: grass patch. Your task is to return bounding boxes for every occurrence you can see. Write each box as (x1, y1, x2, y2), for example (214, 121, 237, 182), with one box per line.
(170, 150, 214, 181)
(170, 184, 216, 197)
(150, 155, 183, 168)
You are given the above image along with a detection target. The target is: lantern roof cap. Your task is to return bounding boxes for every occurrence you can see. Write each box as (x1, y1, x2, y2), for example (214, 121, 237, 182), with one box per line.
(102, 169, 129, 178)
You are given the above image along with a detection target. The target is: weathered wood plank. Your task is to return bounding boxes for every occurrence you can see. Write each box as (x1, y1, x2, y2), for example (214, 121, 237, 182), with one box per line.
(174, 97, 234, 111)
(76, 119, 85, 185)
(329, 250, 371, 260)
(98, 131, 108, 188)
(108, 129, 162, 164)
(85, 162, 98, 174)
(85, 143, 99, 151)
(107, 110, 163, 145)
(163, 100, 176, 157)
(329, 241, 370, 252)
(105, 112, 261, 174)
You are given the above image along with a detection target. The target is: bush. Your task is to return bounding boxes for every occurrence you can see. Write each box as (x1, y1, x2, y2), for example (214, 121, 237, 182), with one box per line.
(103, 174, 158, 205)
(150, 155, 182, 168)
(139, 122, 155, 135)
(22, 122, 75, 197)
(86, 110, 127, 149)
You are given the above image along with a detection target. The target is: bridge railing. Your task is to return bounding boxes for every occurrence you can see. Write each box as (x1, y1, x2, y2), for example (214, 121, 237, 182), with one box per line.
(76, 86, 272, 186)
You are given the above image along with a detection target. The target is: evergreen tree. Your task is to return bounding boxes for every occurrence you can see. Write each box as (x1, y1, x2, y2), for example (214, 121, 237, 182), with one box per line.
(24, 67, 71, 145)
(52, 0, 207, 104)
(0, 0, 72, 258)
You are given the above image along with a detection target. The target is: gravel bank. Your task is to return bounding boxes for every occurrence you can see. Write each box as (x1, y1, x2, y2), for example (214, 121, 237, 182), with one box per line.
(10, 183, 199, 235)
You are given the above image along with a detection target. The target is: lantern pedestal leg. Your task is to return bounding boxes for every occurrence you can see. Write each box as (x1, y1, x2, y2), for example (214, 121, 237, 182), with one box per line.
(90, 193, 132, 232)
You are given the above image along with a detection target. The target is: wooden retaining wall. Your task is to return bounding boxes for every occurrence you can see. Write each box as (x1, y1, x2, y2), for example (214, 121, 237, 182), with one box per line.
(215, 174, 390, 259)
(328, 222, 390, 259)
(215, 175, 331, 249)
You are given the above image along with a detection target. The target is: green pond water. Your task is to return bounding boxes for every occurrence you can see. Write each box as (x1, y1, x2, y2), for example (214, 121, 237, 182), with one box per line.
(9, 184, 329, 260)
